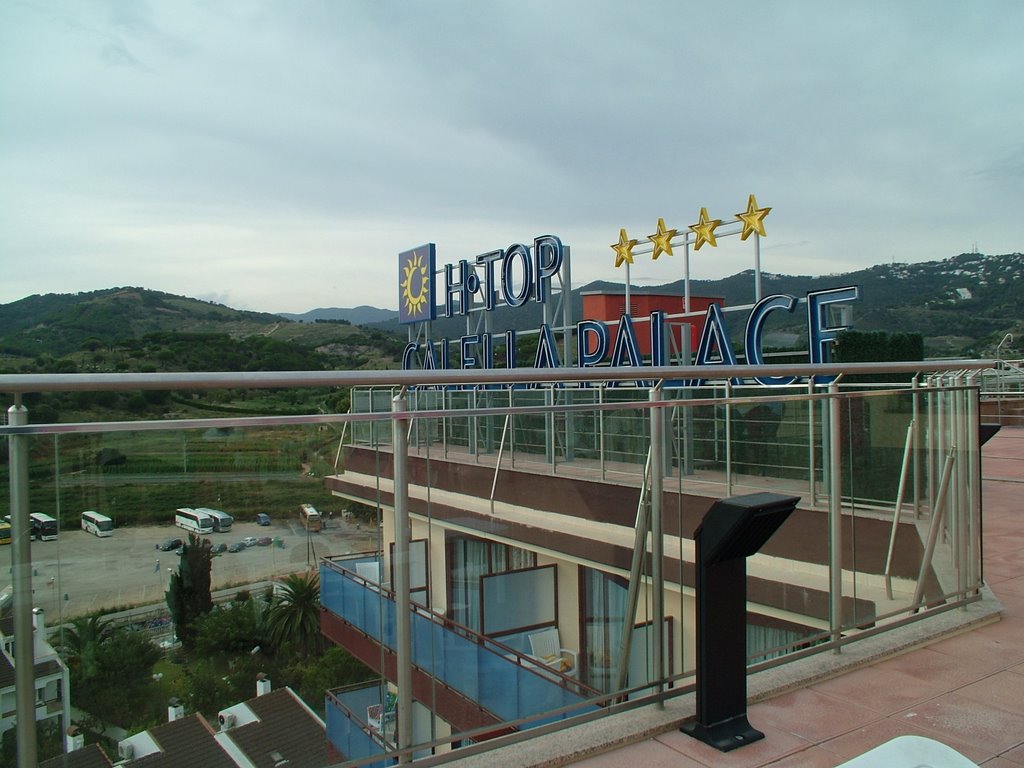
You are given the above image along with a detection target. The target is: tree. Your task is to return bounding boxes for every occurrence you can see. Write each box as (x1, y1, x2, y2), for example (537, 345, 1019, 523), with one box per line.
(86, 630, 162, 726)
(59, 623, 161, 730)
(56, 614, 113, 680)
(193, 600, 266, 658)
(181, 659, 233, 719)
(166, 533, 214, 649)
(265, 570, 322, 657)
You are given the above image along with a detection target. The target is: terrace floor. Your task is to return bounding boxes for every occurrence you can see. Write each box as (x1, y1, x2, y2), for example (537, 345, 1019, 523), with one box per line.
(444, 427, 1022, 768)
(568, 426, 1024, 767)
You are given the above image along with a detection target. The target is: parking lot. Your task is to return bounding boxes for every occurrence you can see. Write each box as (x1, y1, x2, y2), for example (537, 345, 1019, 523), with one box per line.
(2, 516, 378, 620)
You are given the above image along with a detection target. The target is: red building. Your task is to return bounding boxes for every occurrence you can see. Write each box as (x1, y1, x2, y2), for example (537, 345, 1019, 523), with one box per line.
(580, 291, 722, 359)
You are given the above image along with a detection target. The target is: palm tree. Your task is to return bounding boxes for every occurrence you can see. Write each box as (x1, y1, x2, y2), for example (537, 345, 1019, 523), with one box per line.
(265, 570, 321, 657)
(57, 614, 112, 678)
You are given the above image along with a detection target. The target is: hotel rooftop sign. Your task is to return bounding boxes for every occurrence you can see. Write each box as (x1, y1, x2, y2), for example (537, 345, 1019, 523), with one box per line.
(398, 198, 860, 385)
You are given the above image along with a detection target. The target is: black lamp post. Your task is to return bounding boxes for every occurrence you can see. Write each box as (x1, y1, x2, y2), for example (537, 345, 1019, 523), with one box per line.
(682, 492, 800, 752)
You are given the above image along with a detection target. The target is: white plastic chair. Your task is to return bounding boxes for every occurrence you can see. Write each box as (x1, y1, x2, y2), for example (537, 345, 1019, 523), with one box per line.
(527, 627, 578, 677)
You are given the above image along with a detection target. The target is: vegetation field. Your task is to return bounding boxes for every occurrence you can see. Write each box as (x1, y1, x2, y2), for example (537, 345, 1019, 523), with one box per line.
(7, 422, 363, 526)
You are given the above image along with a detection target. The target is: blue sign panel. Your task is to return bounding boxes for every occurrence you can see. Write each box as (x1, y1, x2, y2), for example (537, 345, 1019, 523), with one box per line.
(398, 244, 436, 324)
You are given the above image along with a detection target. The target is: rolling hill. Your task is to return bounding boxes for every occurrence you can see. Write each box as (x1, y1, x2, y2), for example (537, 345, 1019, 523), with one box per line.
(0, 287, 407, 370)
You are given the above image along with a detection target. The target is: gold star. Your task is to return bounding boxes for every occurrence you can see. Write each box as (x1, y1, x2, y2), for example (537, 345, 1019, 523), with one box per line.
(688, 207, 721, 250)
(648, 217, 677, 260)
(735, 194, 771, 241)
(611, 228, 638, 267)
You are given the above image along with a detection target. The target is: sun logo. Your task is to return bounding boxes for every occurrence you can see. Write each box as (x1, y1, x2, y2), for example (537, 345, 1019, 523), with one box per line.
(401, 251, 429, 317)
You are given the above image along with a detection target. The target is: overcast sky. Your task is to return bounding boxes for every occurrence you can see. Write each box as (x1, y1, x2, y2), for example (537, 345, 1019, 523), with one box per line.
(1, 1, 1020, 314)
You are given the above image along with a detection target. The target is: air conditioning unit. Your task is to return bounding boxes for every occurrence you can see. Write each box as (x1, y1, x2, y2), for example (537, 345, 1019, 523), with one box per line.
(118, 742, 134, 760)
(218, 712, 236, 730)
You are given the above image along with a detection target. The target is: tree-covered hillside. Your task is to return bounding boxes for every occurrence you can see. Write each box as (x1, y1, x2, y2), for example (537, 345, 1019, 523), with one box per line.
(0, 287, 407, 371)
(0, 287, 408, 422)
(0, 287, 287, 357)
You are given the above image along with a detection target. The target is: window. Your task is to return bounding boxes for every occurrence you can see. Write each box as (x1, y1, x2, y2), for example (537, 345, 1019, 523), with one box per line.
(389, 539, 429, 607)
(581, 568, 628, 691)
(580, 567, 674, 696)
(447, 536, 535, 632)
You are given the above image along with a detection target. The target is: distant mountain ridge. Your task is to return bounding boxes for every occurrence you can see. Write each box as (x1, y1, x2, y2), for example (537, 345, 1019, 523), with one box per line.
(0, 252, 1020, 360)
(277, 305, 398, 325)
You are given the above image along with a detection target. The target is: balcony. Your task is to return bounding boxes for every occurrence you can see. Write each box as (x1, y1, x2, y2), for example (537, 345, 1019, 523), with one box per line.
(320, 553, 596, 755)
(325, 683, 396, 768)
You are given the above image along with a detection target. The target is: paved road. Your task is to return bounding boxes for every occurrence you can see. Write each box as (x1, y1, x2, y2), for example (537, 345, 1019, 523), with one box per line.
(1, 516, 378, 621)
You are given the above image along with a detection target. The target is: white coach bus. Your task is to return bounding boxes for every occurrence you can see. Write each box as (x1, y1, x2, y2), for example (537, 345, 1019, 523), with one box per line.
(81, 510, 114, 537)
(30, 513, 59, 541)
(174, 507, 214, 535)
(197, 507, 233, 533)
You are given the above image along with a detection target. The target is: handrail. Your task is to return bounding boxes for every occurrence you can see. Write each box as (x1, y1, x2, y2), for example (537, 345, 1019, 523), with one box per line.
(2, 383, 966, 438)
(0, 359, 995, 394)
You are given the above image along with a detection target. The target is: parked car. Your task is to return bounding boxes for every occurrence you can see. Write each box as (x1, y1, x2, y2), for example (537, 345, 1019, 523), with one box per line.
(256, 513, 271, 526)
(211, 543, 227, 554)
(256, 536, 272, 547)
(242, 536, 257, 547)
(156, 538, 183, 552)
(227, 542, 246, 553)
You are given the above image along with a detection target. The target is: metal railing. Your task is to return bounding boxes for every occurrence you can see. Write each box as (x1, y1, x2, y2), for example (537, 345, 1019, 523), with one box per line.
(980, 359, 1024, 426)
(0, 359, 994, 767)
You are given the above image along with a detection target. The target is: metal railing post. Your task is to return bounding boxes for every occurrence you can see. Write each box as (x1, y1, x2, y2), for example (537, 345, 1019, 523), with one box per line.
(828, 382, 843, 653)
(725, 382, 733, 494)
(616, 451, 652, 694)
(912, 376, 921, 518)
(546, 387, 555, 469)
(9, 401, 38, 768)
(926, 378, 936, 515)
(967, 376, 982, 595)
(937, 377, 947, 514)
(470, 388, 478, 461)
(955, 376, 970, 601)
(443, 388, 450, 459)
(649, 386, 665, 701)
(564, 389, 576, 463)
(391, 391, 413, 763)
(508, 387, 516, 469)
(808, 379, 817, 504)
